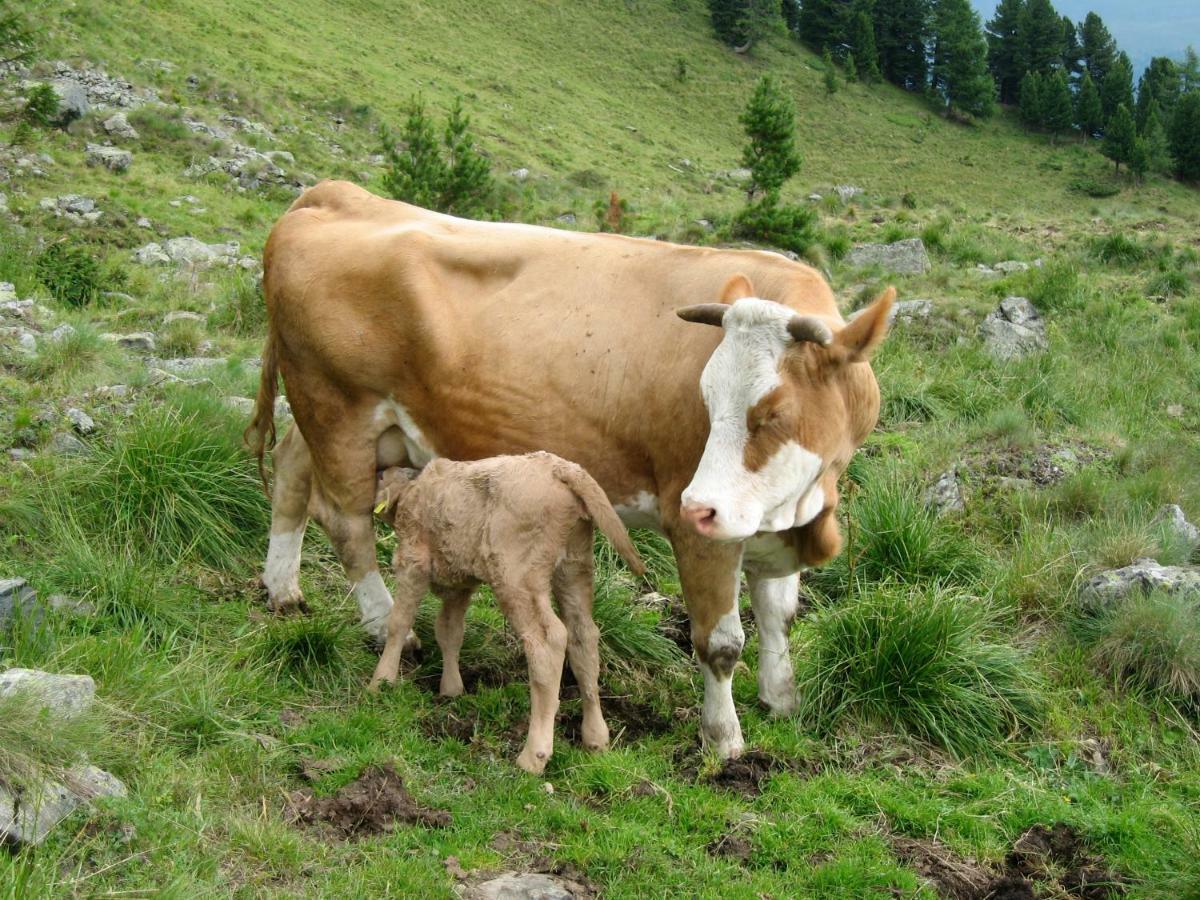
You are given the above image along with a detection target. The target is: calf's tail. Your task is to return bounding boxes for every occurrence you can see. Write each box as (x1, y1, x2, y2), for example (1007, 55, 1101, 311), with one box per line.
(553, 461, 646, 577)
(243, 328, 279, 497)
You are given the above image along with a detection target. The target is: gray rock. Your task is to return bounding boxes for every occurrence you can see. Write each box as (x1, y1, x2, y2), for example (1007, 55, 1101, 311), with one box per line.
(979, 296, 1047, 361)
(66, 408, 95, 435)
(85, 144, 132, 173)
(162, 310, 205, 326)
(996, 476, 1035, 493)
(807, 193, 823, 201)
(1078, 558, 1200, 613)
(7, 448, 33, 462)
(0, 765, 126, 847)
(224, 396, 290, 420)
(844, 238, 931, 275)
(849, 298, 932, 327)
(555, 213, 576, 225)
(924, 468, 964, 515)
(102, 111, 139, 139)
(49, 323, 76, 341)
(724, 167, 753, 183)
(154, 356, 227, 374)
(132, 242, 169, 265)
(136, 216, 152, 228)
(39, 194, 102, 224)
(0, 192, 7, 214)
(0, 668, 95, 718)
(101, 331, 156, 353)
(49, 79, 89, 124)
(834, 184, 864, 203)
(1167, 404, 1184, 418)
(45, 594, 96, 617)
(263, 150, 294, 166)
(1, 326, 37, 354)
(0, 282, 15, 302)
(992, 260, 1030, 274)
(135, 237, 245, 270)
(511, 167, 530, 181)
(464, 872, 584, 900)
(1154, 504, 1200, 547)
(48, 431, 88, 456)
(0, 578, 37, 629)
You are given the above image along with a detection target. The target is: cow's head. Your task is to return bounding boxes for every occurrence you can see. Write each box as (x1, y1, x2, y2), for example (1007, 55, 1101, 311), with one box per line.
(675, 274, 892, 542)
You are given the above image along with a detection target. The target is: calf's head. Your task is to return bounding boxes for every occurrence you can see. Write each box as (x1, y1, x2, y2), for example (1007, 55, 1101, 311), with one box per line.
(676, 274, 892, 543)
(374, 466, 421, 523)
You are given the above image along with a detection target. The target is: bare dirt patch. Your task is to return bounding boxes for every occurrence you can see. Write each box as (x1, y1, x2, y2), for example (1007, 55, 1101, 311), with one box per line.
(890, 836, 995, 899)
(560, 695, 673, 745)
(1006, 824, 1127, 900)
(287, 763, 451, 838)
(707, 833, 753, 864)
(705, 750, 787, 797)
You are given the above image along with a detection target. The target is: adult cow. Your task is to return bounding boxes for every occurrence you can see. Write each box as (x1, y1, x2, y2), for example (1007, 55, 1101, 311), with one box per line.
(247, 180, 892, 758)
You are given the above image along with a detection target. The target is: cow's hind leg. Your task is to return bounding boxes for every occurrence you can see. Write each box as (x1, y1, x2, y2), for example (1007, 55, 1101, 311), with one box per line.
(552, 523, 609, 752)
(497, 582, 568, 774)
(434, 587, 473, 697)
(747, 572, 800, 716)
(670, 528, 746, 759)
(262, 424, 311, 615)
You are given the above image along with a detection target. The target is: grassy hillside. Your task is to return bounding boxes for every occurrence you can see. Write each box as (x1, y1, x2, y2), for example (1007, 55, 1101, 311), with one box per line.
(1, 0, 1200, 897)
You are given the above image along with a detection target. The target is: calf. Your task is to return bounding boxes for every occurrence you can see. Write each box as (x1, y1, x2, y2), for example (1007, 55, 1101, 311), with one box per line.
(369, 452, 645, 774)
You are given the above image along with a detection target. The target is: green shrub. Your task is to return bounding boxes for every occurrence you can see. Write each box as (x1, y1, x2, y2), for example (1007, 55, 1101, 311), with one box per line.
(1147, 269, 1190, 299)
(822, 228, 851, 260)
(21, 83, 59, 128)
(732, 197, 818, 254)
(34, 242, 105, 307)
(1068, 176, 1121, 198)
(1090, 232, 1151, 265)
(1078, 592, 1200, 705)
(211, 272, 266, 336)
(795, 584, 1044, 756)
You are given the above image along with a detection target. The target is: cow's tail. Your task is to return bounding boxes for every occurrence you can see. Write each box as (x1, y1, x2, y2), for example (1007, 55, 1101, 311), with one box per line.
(244, 328, 280, 498)
(554, 460, 646, 577)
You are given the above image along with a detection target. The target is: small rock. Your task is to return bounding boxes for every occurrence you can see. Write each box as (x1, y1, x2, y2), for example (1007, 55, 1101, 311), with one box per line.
(464, 873, 584, 900)
(1078, 558, 1200, 613)
(101, 331, 156, 353)
(136, 217, 152, 229)
(85, 144, 133, 173)
(45, 594, 96, 617)
(924, 468, 964, 515)
(66, 408, 96, 435)
(0, 282, 16, 302)
(1075, 738, 1110, 776)
(511, 168, 530, 181)
(154, 356, 227, 374)
(94, 384, 130, 400)
(0, 668, 95, 718)
(49, 79, 89, 125)
(0, 578, 37, 629)
(844, 238, 931, 275)
(48, 431, 88, 456)
(7, 448, 33, 462)
(163, 310, 205, 326)
(724, 168, 753, 183)
(979, 297, 1047, 361)
(992, 260, 1030, 274)
(49, 323, 76, 341)
(0, 765, 126, 846)
(1167, 404, 1184, 418)
(1154, 504, 1200, 547)
(555, 213, 576, 225)
(2, 326, 37, 354)
(807, 193, 823, 201)
(102, 112, 139, 139)
(834, 184, 864, 203)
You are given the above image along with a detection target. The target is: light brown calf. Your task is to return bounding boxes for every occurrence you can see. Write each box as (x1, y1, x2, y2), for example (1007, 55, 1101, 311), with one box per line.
(368, 452, 645, 774)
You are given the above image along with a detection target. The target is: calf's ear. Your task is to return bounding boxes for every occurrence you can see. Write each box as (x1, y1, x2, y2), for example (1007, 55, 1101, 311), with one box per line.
(835, 287, 894, 362)
(719, 273, 755, 303)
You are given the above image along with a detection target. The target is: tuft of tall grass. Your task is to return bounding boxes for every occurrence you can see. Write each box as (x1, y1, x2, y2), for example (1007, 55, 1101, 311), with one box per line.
(1090, 232, 1151, 266)
(795, 583, 1044, 757)
(1077, 592, 1200, 706)
(0, 690, 109, 789)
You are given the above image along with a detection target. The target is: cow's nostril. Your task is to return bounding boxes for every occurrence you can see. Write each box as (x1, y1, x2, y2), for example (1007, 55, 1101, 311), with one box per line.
(681, 503, 719, 534)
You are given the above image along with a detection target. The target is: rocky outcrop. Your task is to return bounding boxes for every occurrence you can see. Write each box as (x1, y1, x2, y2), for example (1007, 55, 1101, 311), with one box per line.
(85, 143, 133, 173)
(133, 237, 258, 271)
(979, 297, 1047, 361)
(1154, 505, 1199, 547)
(1078, 558, 1200, 613)
(39, 194, 102, 225)
(924, 468, 965, 515)
(844, 238, 931, 275)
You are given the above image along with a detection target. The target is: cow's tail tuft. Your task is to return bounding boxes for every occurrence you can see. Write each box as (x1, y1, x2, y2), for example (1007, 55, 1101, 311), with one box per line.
(554, 460, 646, 577)
(244, 328, 280, 498)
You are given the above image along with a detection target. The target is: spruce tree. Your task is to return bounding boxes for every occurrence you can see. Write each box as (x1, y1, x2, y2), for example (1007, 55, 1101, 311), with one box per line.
(930, 0, 995, 118)
(1101, 51, 1135, 121)
(823, 48, 839, 94)
(1074, 70, 1103, 139)
(1019, 72, 1044, 128)
(1102, 103, 1136, 173)
(1060, 14, 1082, 75)
(781, 0, 801, 32)
(849, 8, 881, 83)
(1079, 12, 1116, 86)
(739, 75, 802, 200)
(1168, 90, 1200, 181)
(1136, 57, 1180, 130)
(1042, 69, 1073, 142)
(1018, 0, 1065, 77)
(796, 0, 849, 54)
(381, 97, 447, 210)
(707, 0, 780, 50)
(1129, 137, 1149, 183)
(1181, 46, 1200, 93)
(1141, 100, 1171, 173)
(985, 0, 1025, 105)
(876, 0, 929, 90)
(441, 96, 494, 218)
(845, 52, 859, 83)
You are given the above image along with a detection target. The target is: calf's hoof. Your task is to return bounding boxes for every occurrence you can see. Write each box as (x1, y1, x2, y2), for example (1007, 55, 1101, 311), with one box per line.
(581, 718, 610, 752)
(758, 682, 799, 718)
(515, 745, 551, 775)
(265, 590, 310, 616)
(701, 723, 745, 760)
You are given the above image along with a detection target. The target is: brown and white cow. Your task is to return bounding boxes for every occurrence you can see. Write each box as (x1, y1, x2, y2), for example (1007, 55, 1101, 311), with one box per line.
(246, 180, 892, 758)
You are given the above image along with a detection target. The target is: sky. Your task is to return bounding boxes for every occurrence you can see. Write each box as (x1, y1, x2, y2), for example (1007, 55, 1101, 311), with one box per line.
(969, 0, 1200, 77)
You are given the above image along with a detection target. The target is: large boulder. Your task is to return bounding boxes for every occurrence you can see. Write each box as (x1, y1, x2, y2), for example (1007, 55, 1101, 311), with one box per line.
(49, 79, 89, 125)
(1154, 504, 1200, 547)
(85, 143, 133, 173)
(979, 296, 1047, 361)
(844, 238, 931, 275)
(0, 668, 96, 718)
(1, 764, 127, 846)
(102, 111, 139, 139)
(1078, 558, 1200, 613)
(0, 578, 37, 630)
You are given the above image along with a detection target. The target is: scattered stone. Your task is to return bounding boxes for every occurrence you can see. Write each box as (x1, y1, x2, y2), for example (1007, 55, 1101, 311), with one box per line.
(807, 193, 823, 201)
(219, 114, 275, 139)
(0, 765, 127, 847)
(47, 79, 89, 125)
(102, 111, 139, 139)
(39, 194, 102, 224)
(163, 310, 205, 326)
(556, 213, 576, 225)
(7, 448, 33, 462)
(66, 408, 96, 435)
(1075, 738, 1111, 776)
(723, 167, 752, 183)
(1154, 505, 1200, 547)
(0, 668, 95, 718)
(695, 218, 713, 231)
(511, 167, 530, 181)
(973, 263, 1002, 278)
(136, 216, 152, 228)
(1078, 558, 1200, 613)
(224, 396, 291, 419)
(844, 238, 931, 275)
(133, 237, 256, 271)
(834, 184, 864, 203)
(153, 356, 227, 374)
(85, 143, 133, 173)
(924, 468, 965, 514)
(48, 431, 89, 456)
(49, 323, 76, 341)
(1, 326, 37, 354)
(992, 260, 1030, 274)
(1167, 403, 1184, 418)
(979, 297, 1047, 361)
(184, 141, 304, 192)
(42, 61, 158, 111)
(0, 578, 37, 629)
(101, 331, 156, 353)
(0, 282, 15, 302)
(45, 594, 96, 617)
(851, 298, 933, 327)
(463, 873, 587, 900)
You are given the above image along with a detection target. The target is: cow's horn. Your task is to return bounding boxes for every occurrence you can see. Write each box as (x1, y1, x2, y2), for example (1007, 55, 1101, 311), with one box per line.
(676, 304, 729, 327)
(787, 315, 833, 346)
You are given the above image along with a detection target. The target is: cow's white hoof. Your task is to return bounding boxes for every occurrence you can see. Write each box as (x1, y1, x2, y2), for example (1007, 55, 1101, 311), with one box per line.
(701, 721, 745, 759)
(758, 677, 799, 717)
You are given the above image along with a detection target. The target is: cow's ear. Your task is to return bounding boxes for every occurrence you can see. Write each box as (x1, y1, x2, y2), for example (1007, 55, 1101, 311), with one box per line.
(719, 273, 755, 303)
(835, 287, 894, 361)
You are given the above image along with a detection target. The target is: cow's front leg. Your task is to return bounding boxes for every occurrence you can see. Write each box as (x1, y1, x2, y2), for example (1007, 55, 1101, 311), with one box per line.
(747, 571, 799, 716)
(671, 529, 746, 759)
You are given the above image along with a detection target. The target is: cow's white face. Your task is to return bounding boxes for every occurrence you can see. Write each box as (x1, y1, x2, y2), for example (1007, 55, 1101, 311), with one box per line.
(676, 275, 893, 544)
(680, 298, 826, 542)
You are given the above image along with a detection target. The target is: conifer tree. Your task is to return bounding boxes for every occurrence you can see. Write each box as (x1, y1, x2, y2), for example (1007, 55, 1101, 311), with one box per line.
(1042, 69, 1073, 142)
(739, 75, 802, 200)
(1136, 57, 1180, 130)
(796, 0, 849, 54)
(1181, 46, 1200, 93)
(1102, 103, 1136, 173)
(848, 8, 882, 83)
(845, 52, 859, 83)
(985, 0, 1025, 104)
(1019, 71, 1044, 127)
(1129, 137, 1149, 183)
(875, 0, 929, 90)
(1168, 90, 1200, 181)
(381, 98, 446, 210)
(1018, 0, 1064, 77)
(1079, 12, 1116, 86)
(930, 0, 995, 118)
(440, 97, 494, 218)
(1074, 70, 1103, 139)
(707, 0, 781, 50)
(1101, 51, 1135, 121)
(1141, 100, 1171, 173)
(823, 48, 839, 94)
(781, 0, 801, 32)
(1059, 14, 1082, 75)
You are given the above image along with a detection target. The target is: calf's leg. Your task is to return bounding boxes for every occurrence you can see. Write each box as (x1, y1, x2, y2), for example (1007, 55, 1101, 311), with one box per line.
(261, 424, 311, 614)
(552, 524, 609, 752)
(434, 587, 473, 697)
(497, 584, 568, 774)
(369, 564, 429, 690)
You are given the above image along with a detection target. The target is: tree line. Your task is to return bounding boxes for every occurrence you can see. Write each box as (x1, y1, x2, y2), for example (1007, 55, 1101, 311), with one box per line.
(706, 0, 1200, 183)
